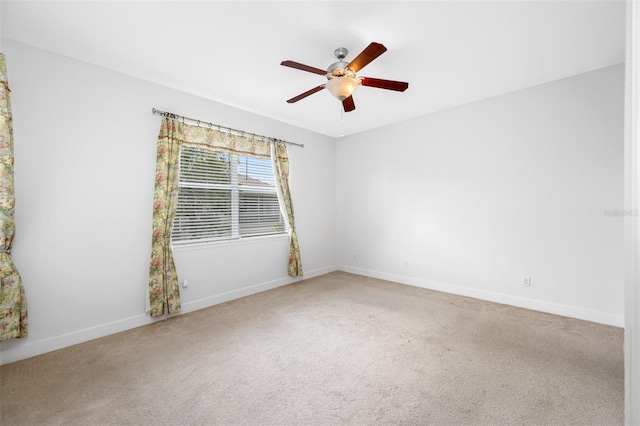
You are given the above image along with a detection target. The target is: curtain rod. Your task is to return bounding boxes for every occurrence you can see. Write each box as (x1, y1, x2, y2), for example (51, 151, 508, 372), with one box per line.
(151, 108, 304, 148)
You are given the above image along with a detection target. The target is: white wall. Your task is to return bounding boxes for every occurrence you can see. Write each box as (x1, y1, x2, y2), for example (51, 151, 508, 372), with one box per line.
(0, 39, 337, 364)
(337, 65, 625, 326)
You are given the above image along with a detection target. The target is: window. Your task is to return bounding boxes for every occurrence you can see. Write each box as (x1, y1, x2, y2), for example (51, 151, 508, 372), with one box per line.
(171, 146, 286, 245)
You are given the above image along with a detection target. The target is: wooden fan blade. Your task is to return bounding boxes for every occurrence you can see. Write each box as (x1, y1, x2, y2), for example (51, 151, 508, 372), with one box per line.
(342, 95, 356, 112)
(361, 77, 409, 92)
(281, 60, 327, 76)
(347, 42, 387, 72)
(286, 85, 325, 103)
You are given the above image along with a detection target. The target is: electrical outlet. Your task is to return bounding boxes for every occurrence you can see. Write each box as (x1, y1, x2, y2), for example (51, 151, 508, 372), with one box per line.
(522, 276, 531, 287)
(182, 279, 189, 289)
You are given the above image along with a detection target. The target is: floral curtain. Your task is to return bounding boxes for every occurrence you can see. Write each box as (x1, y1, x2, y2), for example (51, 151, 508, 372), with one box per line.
(273, 143, 303, 276)
(148, 118, 182, 317)
(0, 53, 28, 340)
(149, 118, 301, 316)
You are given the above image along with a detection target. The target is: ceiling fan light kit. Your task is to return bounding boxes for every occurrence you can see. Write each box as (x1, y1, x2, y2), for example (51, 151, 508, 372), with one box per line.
(281, 42, 409, 113)
(326, 75, 360, 100)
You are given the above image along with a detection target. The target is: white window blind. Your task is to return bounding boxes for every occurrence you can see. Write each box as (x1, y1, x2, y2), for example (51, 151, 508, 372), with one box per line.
(172, 146, 286, 245)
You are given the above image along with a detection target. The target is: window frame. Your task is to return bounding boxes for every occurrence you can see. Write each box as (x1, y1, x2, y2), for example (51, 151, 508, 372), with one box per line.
(171, 146, 288, 247)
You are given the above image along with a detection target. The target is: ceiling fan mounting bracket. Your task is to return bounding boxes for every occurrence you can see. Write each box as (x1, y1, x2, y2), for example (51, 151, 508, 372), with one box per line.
(334, 47, 348, 61)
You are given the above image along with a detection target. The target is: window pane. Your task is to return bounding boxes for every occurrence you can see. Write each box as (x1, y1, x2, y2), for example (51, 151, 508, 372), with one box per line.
(239, 191, 285, 236)
(180, 148, 231, 185)
(172, 187, 232, 242)
(238, 156, 275, 187)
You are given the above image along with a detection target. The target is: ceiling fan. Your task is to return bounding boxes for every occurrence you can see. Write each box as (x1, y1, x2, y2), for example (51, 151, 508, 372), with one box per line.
(281, 42, 409, 112)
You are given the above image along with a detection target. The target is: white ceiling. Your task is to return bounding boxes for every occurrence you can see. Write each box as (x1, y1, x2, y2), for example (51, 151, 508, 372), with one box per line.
(1, 1, 626, 138)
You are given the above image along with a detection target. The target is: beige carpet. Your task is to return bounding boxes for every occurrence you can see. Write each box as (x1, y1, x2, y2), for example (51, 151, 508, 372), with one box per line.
(0, 272, 623, 425)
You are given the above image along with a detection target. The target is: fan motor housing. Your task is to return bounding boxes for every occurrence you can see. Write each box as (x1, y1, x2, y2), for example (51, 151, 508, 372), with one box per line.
(327, 61, 355, 79)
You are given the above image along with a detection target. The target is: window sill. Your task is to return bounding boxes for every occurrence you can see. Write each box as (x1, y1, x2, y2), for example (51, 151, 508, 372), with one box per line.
(171, 233, 289, 253)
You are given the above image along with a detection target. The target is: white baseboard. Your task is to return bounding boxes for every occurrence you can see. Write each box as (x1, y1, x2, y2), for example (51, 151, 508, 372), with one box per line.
(179, 265, 338, 314)
(0, 313, 155, 366)
(339, 265, 624, 328)
(0, 265, 339, 366)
